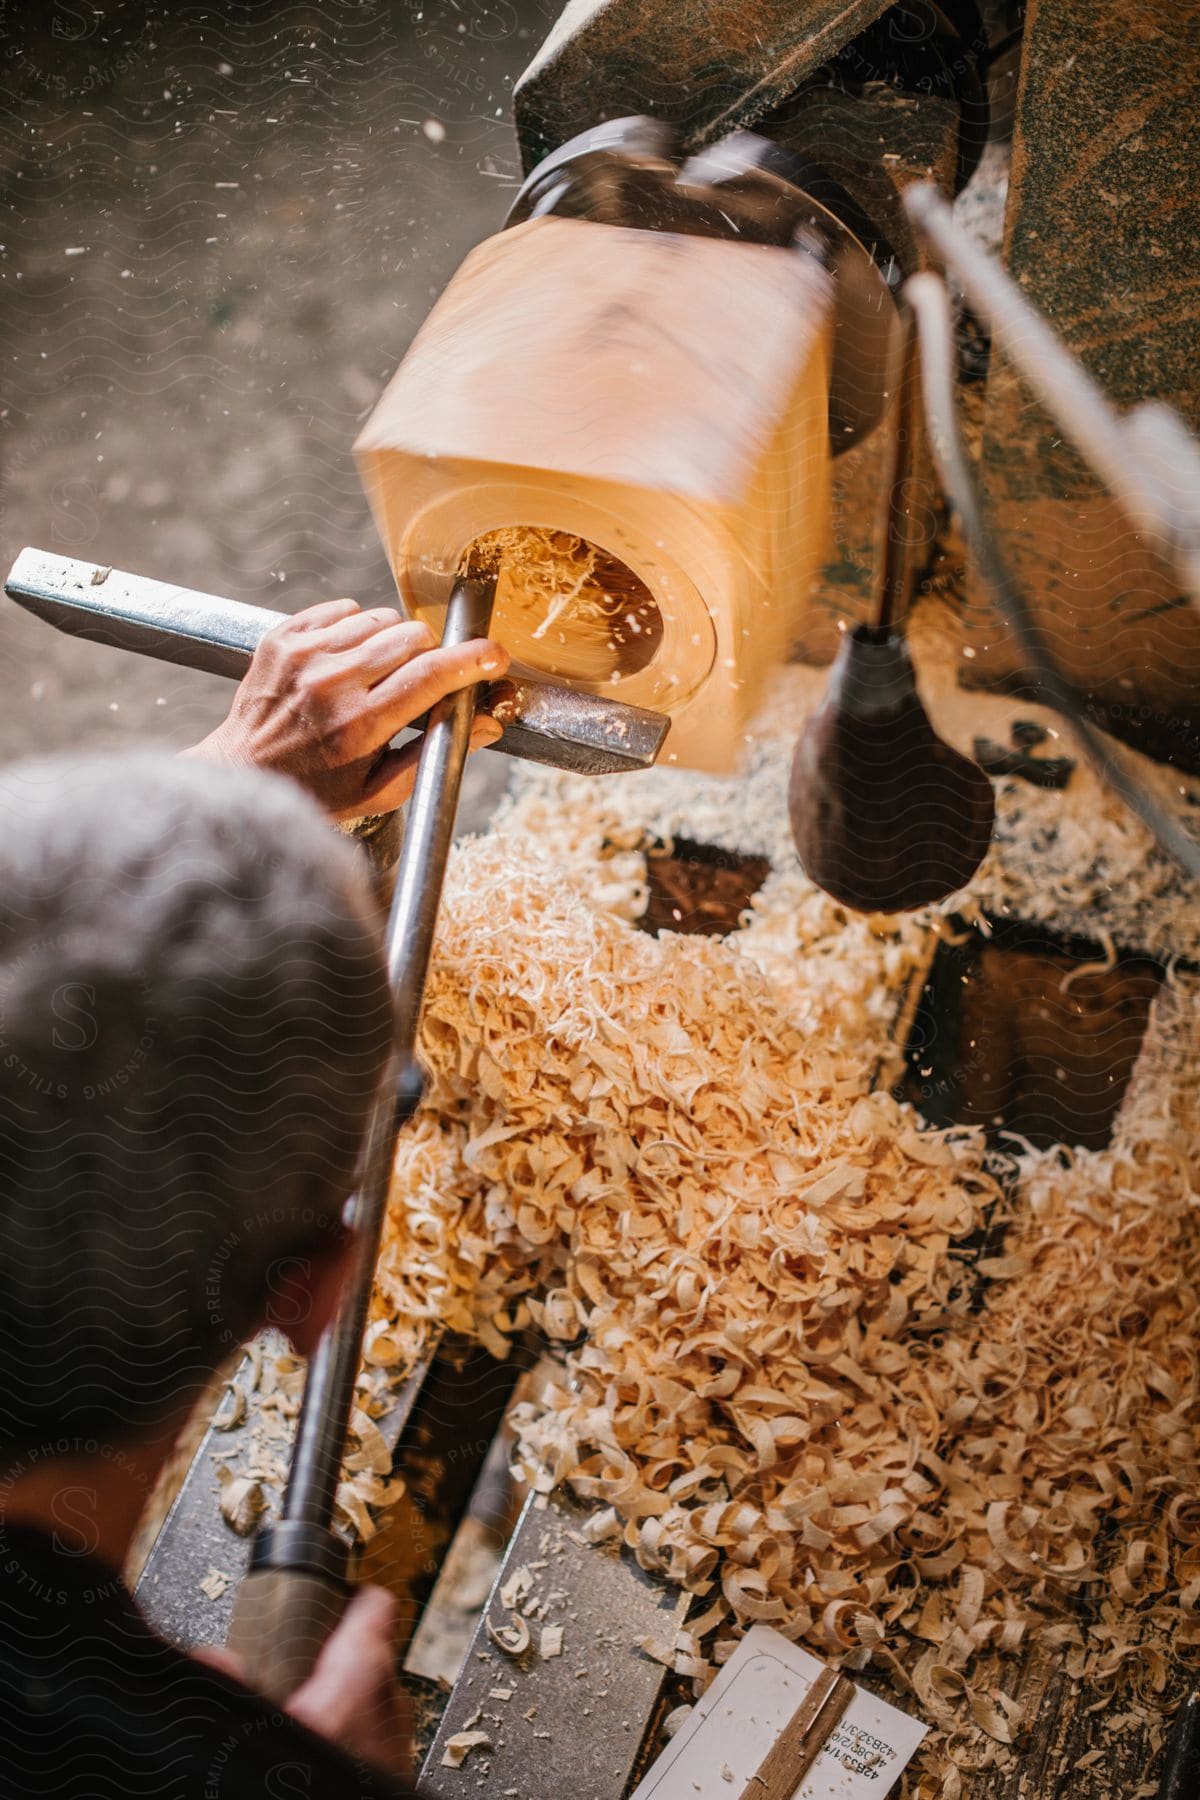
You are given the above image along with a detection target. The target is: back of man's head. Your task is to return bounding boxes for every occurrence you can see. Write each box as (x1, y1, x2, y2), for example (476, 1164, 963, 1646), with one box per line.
(0, 753, 394, 1462)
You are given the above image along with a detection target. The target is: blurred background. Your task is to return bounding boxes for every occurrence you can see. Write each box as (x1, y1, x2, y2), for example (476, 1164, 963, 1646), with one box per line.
(0, 0, 555, 764)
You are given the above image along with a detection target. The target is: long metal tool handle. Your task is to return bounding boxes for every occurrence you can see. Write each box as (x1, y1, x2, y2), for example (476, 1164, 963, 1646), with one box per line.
(903, 183, 1200, 605)
(226, 572, 496, 1701)
(5, 545, 286, 676)
(5, 547, 669, 775)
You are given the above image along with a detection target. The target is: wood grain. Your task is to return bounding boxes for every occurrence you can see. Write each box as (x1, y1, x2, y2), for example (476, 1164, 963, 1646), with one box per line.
(738, 1668, 856, 1800)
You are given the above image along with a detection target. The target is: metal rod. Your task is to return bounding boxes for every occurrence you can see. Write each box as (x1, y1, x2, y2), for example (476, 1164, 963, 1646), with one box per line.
(873, 303, 921, 636)
(1157, 1686, 1200, 1800)
(906, 270, 1200, 885)
(3, 548, 669, 777)
(386, 571, 497, 1040)
(276, 571, 497, 1540)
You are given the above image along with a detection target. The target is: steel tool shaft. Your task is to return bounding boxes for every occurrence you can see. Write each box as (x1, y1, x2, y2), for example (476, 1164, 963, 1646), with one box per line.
(288, 570, 497, 1528)
(4, 547, 669, 776)
(1157, 1686, 1200, 1800)
(224, 573, 497, 1700)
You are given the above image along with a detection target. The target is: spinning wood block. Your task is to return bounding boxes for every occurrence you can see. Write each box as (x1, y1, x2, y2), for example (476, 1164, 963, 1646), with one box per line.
(355, 214, 833, 771)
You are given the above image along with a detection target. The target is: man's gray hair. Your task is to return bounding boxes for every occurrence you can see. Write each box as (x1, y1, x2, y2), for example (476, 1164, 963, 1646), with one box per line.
(0, 752, 394, 1458)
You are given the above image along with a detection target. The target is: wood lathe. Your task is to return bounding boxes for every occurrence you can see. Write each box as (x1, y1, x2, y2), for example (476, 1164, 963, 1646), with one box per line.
(7, 4, 1200, 1798)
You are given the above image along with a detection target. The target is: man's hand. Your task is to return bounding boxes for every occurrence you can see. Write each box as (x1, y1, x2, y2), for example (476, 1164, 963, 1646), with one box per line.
(286, 1586, 413, 1780)
(195, 1585, 413, 1781)
(186, 597, 510, 820)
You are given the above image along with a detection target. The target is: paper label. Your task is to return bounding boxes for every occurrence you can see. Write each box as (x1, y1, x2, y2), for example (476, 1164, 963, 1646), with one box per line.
(628, 1626, 927, 1800)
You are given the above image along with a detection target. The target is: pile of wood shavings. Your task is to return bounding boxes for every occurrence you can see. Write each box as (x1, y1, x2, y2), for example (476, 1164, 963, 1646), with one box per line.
(903, 600, 1200, 962)
(498, 620, 1200, 966)
(367, 650, 1200, 1795)
(370, 826, 958, 1366)
(887, 973, 1200, 1792)
(205, 1333, 407, 1552)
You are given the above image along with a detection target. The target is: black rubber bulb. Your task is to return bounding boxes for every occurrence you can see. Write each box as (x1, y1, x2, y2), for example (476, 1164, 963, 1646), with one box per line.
(788, 624, 995, 913)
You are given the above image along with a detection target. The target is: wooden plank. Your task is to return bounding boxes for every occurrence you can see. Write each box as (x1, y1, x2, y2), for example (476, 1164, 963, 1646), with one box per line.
(737, 1668, 856, 1800)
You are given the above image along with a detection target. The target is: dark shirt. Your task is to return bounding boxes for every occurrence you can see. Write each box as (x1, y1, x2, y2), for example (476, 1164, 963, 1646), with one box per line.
(0, 1527, 416, 1799)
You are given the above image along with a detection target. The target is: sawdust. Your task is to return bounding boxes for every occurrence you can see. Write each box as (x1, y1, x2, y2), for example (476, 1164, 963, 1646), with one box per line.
(367, 633, 1200, 1795)
(462, 525, 661, 683)
(466, 527, 608, 643)
(487, 1613, 531, 1658)
(199, 1566, 232, 1602)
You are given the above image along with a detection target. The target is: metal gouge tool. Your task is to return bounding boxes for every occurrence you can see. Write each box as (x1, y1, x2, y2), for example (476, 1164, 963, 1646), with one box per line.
(215, 569, 500, 1699)
(3, 547, 670, 777)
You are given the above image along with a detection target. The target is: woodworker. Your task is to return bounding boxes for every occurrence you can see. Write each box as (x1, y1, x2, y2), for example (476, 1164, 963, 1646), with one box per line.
(0, 601, 508, 1797)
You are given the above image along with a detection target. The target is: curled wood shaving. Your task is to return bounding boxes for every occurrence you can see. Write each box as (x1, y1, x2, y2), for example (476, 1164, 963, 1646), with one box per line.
(212, 1383, 246, 1432)
(486, 1612, 531, 1658)
(441, 1731, 491, 1769)
(334, 1480, 377, 1544)
(345, 1407, 392, 1477)
(580, 1506, 621, 1545)
(216, 1470, 266, 1538)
